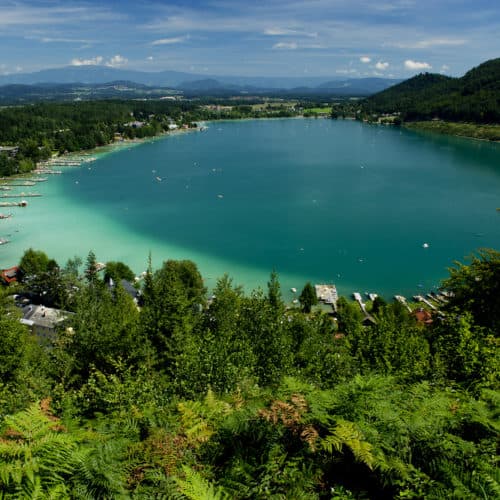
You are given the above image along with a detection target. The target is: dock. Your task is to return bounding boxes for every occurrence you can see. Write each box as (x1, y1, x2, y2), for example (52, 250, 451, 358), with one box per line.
(353, 292, 376, 324)
(0, 201, 27, 207)
(394, 295, 412, 312)
(0, 193, 41, 198)
(4, 181, 36, 187)
(413, 295, 438, 311)
(315, 284, 338, 308)
(33, 169, 62, 175)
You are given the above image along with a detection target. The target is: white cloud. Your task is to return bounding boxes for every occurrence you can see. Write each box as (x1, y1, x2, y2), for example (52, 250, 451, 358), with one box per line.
(70, 55, 127, 67)
(272, 42, 298, 50)
(360, 56, 371, 63)
(106, 54, 128, 67)
(336, 68, 358, 75)
(404, 59, 432, 70)
(264, 27, 317, 37)
(392, 38, 466, 49)
(375, 61, 389, 70)
(147, 56, 154, 61)
(152, 36, 189, 45)
(440, 64, 450, 74)
(71, 56, 103, 66)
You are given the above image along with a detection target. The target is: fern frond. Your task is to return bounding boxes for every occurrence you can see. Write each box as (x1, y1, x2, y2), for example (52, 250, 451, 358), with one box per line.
(174, 466, 230, 500)
(321, 420, 376, 470)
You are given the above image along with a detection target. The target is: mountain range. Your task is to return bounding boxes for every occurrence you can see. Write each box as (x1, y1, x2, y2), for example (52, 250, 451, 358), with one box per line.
(0, 65, 400, 96)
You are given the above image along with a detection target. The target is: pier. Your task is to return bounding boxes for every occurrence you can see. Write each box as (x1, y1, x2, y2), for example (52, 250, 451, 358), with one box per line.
(315, 284, 338, 308)
(4, 181, 36, 187)
(394, 295, 412, 312)
(413, 295, 438, 311)
(353, 292, 377, 324)
(0, 193, 41, 198)
(33, 169, 62, 175)
(0, 201, 27, 207)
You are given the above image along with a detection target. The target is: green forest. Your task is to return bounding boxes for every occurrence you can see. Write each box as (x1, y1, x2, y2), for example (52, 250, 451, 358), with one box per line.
(0, 247, 498, 499)
(361, 58, 500, 125)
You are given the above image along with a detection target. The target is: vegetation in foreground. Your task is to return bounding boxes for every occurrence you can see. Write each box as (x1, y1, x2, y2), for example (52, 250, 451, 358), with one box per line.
(0, 247, 498, 498)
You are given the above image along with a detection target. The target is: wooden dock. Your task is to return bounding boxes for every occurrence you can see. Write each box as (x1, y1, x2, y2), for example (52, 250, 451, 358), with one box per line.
(0, 201, 27, 207)
(0, 193, 41, 198)
(394, 295, 412, 312)
(315, 284, 338, 307)
(413, 295, 438, 311)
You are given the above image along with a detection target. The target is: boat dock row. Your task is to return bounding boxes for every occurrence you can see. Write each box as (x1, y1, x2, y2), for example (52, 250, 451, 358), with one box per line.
(0, 201, 28, 207)
(0, 193, 41, 198)
(33, 169, 62, 175)
(4, 181, 36, 187)
(37, 155, 97, 169)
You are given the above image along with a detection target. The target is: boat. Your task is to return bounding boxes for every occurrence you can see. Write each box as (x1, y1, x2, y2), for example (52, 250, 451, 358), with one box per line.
(291, 287, 297, 293)
(422, 243, 429, 248)
(0, 213, 12, 219)
(0, 238, 10, 245)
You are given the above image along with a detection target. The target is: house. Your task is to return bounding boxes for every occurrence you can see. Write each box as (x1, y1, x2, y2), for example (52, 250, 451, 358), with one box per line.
(0, 146, 19, 157)
(414, 308, 433, 325)
(1, 266, 20, 284)
(20, 304, 73, 339)
(107, 278, 140, 305)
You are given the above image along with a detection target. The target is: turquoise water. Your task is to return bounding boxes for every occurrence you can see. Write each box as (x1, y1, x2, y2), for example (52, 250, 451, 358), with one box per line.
(1, 119, 500, 299)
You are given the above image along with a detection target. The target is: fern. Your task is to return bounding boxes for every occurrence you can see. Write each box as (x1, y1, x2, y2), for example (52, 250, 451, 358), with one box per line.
(174, 466, 229, 500)
(321, 420, 376, 470)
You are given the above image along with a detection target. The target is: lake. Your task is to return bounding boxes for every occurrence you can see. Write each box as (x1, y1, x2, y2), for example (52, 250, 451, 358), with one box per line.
(1, 118, 500, 299)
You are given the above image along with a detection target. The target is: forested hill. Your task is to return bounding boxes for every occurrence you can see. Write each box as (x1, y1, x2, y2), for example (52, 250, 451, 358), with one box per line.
(362, 58, 500, 123)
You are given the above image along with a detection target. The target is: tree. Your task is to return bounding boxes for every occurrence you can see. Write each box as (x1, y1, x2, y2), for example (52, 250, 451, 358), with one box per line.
(84, 250, 99, 285)
(442, 248, 500, 333)
(267, 269, 283, 312)
(104, 260, 135, 283)
(19, 248, 51, 279)
(299, 282, 317, 313)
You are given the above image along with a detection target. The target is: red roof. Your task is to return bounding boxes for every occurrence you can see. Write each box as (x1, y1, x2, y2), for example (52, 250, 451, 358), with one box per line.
(1, 266, 19, 284)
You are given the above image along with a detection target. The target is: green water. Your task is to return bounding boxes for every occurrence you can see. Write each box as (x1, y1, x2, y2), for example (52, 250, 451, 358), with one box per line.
(1, 119, 500, 299)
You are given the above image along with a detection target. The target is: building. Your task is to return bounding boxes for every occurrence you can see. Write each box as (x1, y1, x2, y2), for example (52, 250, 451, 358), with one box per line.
(1, 266, 20, 284)
(20, 305, 73, 339)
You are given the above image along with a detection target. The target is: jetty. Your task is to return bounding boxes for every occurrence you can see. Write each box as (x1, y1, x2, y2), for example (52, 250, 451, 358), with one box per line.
(0, 201, 27, 207)
(394, 295, 412, 312)
(413, 295, 438, 311)
(33, 169, 62, 175)
(5, 181, 36, 187)
(353, 292, 376, 324)
(315, 284, 338, 308)
(427, 293, 445, 305)
(0, 193, 41, 198)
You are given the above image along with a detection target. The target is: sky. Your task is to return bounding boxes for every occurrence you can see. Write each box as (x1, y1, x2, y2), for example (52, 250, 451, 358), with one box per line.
(0, 0, 499, 78)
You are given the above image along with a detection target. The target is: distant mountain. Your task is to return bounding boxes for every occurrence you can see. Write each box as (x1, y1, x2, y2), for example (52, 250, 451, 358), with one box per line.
(363, 58, 500, 123)
(0, 65, 399, 94)
(0, 81, 180, 104)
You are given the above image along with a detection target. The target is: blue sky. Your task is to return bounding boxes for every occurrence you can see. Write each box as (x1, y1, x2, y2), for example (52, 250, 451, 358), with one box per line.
(0, 0, 499, 78)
